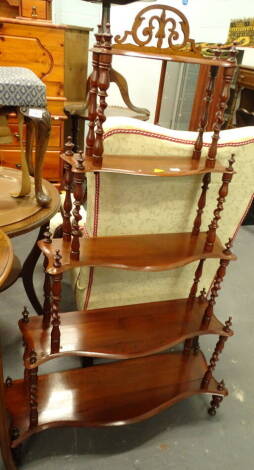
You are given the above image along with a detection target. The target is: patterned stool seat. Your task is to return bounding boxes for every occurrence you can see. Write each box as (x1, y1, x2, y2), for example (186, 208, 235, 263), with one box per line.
(0, 67, 50, 207)
(0, 67, 46, 108)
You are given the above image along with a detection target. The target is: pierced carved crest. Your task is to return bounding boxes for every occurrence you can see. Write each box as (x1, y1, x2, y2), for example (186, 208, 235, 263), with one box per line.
(113, 4, 202, 57)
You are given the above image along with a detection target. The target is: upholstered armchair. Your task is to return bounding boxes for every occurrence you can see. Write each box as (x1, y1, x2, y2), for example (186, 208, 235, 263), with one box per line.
(67, 118, 254, 311)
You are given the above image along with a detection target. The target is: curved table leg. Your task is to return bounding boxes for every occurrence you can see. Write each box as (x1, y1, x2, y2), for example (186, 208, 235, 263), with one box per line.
(33, 110, 51, 207)
(20, 224, 46, 316)
(22, 108, 52, 208)
(110, 68, 150, 118)
(25, 117, 35, 176)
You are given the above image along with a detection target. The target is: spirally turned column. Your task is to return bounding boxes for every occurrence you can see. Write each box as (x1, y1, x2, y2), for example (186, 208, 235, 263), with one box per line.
(86, 25, 103, 157)
(192, 172, 211, 236)
(71, 152, 85, 260)
(202, 239, 234, 324)
(63, 137, 74, 242)
(50, 250, 63, 354)
(93, 23, 112, 161)
(28, 351, 38, 429)
(42, 225, 52, 328)
(202, 317, 233, 389)
(205, 59, 236, 168)
(204, 155, 235, 253)
(193, 65, 218, 160)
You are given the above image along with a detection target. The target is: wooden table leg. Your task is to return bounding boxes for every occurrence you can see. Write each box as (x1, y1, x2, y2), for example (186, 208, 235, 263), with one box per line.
(20, 224, 47, 315)
(22, 108, 52, 208)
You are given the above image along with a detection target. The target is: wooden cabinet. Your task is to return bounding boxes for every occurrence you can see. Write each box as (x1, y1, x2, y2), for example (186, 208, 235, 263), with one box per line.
(0, 4, 90, 181)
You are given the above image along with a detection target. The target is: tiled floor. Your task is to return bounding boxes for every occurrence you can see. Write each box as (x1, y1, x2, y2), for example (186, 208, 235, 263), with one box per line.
(1, 226, 254, 469)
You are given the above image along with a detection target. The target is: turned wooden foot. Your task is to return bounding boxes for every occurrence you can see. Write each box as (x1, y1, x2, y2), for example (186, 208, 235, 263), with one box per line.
(208, 379, 225, 416)
(208, 394, 224, 416)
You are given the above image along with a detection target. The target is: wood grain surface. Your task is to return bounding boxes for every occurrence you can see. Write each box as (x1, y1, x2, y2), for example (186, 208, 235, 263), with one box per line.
(39, 232, 236, 275)
(6, 350, 228, 447)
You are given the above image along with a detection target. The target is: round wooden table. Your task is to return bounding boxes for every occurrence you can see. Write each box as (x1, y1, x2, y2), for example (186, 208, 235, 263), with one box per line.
(0, 229, 13, 288)
(0, 167, 60, 313)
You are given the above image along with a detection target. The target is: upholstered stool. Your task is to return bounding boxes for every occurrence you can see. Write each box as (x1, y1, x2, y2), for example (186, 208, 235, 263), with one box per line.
(0, 67, 51, 207)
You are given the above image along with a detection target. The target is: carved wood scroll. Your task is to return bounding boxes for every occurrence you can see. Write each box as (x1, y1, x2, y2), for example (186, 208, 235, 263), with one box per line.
(113, 4, 202, 57)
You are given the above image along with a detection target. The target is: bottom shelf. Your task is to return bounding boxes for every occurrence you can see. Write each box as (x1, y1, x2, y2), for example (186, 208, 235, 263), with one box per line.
(6, 351, 227, 446)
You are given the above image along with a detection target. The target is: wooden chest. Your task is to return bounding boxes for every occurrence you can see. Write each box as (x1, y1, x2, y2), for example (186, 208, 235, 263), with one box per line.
(0, 13, 90, 181)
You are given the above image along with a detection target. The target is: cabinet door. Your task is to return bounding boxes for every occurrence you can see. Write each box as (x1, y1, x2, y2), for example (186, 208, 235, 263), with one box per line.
(20, 0, 48, 20)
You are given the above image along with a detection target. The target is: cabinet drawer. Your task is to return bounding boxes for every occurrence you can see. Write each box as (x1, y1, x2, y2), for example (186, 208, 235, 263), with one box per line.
(20, 0, 47, 20)
(0, 149, 60, 181)
(8, 123, 63, 149)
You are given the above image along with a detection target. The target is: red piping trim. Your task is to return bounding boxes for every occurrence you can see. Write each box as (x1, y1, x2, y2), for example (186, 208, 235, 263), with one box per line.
(83, 173, 101, 310)
(103, 128, 254, 148)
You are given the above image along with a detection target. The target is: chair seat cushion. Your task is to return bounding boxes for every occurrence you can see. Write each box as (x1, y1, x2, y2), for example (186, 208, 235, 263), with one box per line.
(0, 67, 46, 108)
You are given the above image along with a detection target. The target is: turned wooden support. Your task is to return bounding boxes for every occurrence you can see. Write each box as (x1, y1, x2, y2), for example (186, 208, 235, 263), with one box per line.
(199, 288, 207, 303)
(42, 226, 52, 327)
(86, 25, 102, 157)
(50, 250, 62, 354)
(192, 173, 211, 235)
(203, 239, 233, 323)
(202, 317, 232, 388)
(208, 380, 226, 416)
(93, 23, 112, 160)
(188, 260, 205, 300)
(205, 66, 235, 168)
(63, 138, 74, 242)
(21, 306, 30, 324)
(204, 156, 235, 252)
(28, 351, 38, 429)
(193, 66, 218, 160)
(71, 156, 85, 260)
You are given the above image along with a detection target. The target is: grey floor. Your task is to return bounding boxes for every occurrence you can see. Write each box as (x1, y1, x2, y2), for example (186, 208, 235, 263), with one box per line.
(1, 226, 254, 469)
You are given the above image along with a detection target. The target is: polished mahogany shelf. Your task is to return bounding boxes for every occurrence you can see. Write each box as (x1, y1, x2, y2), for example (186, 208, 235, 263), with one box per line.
(91, 46, 236, 68)
(61, 153, 233, 177)
(20, 298, 233, 368)
(6, 350, 227, 446)
(38, 232, 236, 275)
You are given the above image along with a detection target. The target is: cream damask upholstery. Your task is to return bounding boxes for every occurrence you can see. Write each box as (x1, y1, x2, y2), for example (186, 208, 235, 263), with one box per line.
(71, 117, 254, 311)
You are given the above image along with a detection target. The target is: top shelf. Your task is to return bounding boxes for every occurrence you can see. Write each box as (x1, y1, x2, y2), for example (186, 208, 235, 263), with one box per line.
(61, 154, 234, 177)
(90, 46, 237, 68)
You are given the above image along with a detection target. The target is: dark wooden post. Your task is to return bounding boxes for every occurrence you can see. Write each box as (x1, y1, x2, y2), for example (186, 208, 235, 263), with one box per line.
(21, 306, 30, 382)
(42, 226, 52, 328)
(189, 289, 207, 353)
(28, 351, 38, 429)
(204, 155, 235, 252)
(203, 239, 233, 324)
(208, 380, 226, 416)
(199, 288, 207, 302)
(192, 173, 211, 235)
(193, 66, 218, 160)
(71, 152, 85, 260)
(188, 259, 205, 300)
(86, 25, 103, 157)
(63, 137, 74, 242)
(50, 250, 63, 354)
(93, 23, 112, 161)
(202, 317, 232, 388)
(205, 66, 236, 168)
